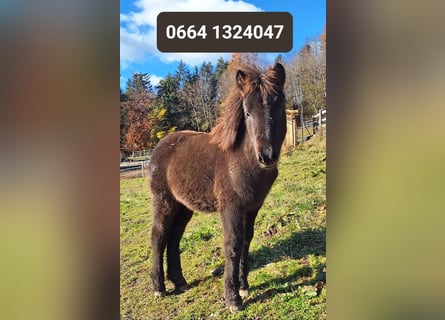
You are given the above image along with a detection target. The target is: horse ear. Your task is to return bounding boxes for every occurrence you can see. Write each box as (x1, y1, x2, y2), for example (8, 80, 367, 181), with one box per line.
(236, 70, 247, 90)
(273, 63, 286, 86)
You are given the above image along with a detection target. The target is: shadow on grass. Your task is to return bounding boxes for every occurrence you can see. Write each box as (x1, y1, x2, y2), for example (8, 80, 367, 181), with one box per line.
(244, 228, 326, 305)
(245, 268, 313, 306)
(166, 228, 326, 301)
(164, 276, 212, 296)
(249, 227, 326, 271)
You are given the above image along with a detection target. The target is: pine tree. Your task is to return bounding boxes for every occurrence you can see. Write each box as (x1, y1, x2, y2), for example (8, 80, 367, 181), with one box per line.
(125, 73, 153, 98)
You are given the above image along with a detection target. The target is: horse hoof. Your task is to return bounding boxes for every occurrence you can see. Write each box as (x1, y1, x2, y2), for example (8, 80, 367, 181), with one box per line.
(153, 291, 164, 297)
(175, 283, 190, 293)
(210, 265, 224, 276)
(239, 289, 249, 297)
(229, 305, 241, 313)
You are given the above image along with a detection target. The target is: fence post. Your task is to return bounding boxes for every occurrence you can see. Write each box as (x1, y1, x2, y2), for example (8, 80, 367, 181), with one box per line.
(319, 111, 323, 136)
(142, 161, 145, 178)
(300, 104, 304, 143)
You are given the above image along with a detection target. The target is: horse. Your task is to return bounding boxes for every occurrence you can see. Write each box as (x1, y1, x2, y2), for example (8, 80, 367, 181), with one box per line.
(148, 63, 286, 312)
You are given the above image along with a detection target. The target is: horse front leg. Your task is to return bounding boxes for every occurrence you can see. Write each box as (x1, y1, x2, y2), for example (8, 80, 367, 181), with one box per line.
(239, 209, 259, 298)
(221, 207, 245, 313)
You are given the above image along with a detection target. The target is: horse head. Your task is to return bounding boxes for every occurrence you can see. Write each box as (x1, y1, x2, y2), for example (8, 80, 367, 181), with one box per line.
(236, 63, 286, 168)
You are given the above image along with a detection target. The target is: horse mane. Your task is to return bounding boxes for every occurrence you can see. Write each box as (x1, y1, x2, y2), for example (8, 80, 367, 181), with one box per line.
(209, 63, 284, 151)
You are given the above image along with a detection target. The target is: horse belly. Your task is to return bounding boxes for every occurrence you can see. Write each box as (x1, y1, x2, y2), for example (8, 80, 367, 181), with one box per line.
(167, 164, 218, 213)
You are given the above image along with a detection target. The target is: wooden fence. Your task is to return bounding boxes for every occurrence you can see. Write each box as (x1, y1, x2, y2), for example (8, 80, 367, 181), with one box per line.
(285, 109, 326, 146)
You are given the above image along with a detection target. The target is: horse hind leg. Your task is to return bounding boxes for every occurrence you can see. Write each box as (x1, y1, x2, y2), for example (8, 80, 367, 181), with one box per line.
(150, 193, 179, 296)
(167, 205, 193, 293)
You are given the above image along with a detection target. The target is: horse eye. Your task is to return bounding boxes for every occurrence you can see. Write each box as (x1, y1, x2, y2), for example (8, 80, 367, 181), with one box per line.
(245, 112, 251, 117)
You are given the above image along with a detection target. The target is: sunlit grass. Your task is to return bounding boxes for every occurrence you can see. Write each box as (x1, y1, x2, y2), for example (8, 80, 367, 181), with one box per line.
(120, 135, 326, 319)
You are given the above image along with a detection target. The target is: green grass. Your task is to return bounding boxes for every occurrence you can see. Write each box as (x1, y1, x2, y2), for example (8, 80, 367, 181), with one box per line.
(121, 136, 326, 319)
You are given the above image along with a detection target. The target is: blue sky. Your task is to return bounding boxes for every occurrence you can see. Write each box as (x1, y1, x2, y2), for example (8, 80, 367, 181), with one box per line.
(120, 0, 325, 90)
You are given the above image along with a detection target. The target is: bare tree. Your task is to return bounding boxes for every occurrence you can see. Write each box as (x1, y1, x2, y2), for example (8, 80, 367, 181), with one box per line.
(285, 35, 326, 117)
(181, 62, 219, 132)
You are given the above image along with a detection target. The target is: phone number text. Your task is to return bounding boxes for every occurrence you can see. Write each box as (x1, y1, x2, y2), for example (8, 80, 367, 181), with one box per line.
(165, 24, 285, 40)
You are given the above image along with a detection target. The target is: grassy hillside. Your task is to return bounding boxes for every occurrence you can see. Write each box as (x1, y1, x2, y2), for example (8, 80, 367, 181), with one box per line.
(120, 135, 326, 319)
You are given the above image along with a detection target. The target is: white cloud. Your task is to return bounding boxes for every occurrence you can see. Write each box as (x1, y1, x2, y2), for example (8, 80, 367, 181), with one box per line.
(149, 74, 163, 87)
(120, 0, 262, 69)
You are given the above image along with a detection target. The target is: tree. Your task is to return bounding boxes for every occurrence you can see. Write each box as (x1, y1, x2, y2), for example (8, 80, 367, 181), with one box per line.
(180, 62, 220, 132)
(319, 26, 327, 109)
(215, 57, 229, 80)
(120, 99, 128, 148)
(120, 27, 327, 147)
(120, 73, 159, 150)
(125, 73, 153, 98)
(285, 37, 326, 119)
(174, 60, 191, 90)
(121, 99, 158, 150)
(229, 52, 262, 69)
(120, 88, 127, 102)
(156, 73, 188, 130)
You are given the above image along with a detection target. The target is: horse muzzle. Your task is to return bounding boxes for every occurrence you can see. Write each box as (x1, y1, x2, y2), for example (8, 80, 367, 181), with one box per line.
(257, 150, 278, 169)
